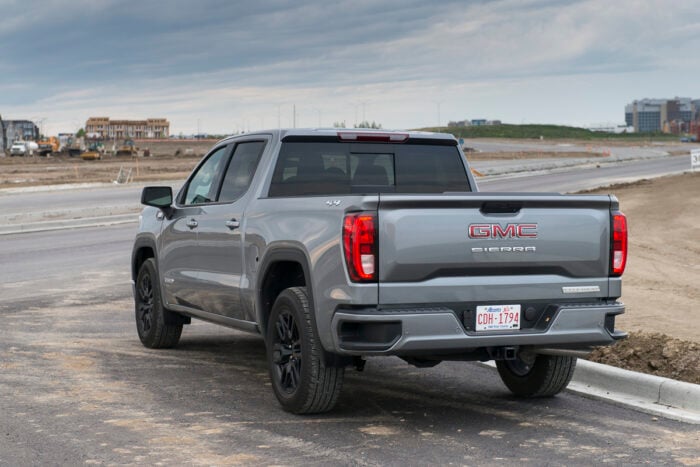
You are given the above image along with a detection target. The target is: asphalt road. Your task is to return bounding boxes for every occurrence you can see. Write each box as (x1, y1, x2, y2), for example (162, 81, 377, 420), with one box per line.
(466, 140, 698, 158)
(2, 227, 700, 463)
(479, 155, 690, 193)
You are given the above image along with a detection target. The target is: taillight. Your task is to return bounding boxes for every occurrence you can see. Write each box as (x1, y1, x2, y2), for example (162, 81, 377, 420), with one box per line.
(343, 212, 378, 282)
(611, 211, 627, 276)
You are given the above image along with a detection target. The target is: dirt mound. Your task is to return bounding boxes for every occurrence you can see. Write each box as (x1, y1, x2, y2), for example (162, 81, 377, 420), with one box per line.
(587, 332, 700, 385)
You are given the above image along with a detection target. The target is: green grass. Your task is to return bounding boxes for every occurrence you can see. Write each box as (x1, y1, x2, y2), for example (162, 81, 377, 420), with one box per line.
(417, 124, 678, 141)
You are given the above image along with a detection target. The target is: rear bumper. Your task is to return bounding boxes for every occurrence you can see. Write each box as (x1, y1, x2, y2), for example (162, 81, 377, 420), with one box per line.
(330, 303, 625, 356)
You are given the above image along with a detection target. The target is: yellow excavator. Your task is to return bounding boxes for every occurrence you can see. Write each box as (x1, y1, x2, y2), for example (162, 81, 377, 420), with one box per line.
(37, 136, 59, 156)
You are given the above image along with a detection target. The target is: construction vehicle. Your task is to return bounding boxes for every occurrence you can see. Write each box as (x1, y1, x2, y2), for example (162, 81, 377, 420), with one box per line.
(115, 139, 139, 157)
(10, 141, 39, 156)
(81, 142, 105, 160)
(65, 136, 86, 157)
(37, 136, 59, 156)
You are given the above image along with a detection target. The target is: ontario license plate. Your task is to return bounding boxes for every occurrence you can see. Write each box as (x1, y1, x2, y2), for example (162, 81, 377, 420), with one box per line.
(475, 304, 521, 331)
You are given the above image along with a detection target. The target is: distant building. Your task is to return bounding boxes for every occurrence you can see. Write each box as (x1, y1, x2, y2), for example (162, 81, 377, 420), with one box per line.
(85, 117, 170, 139)
(1, 119, 39, 143)
(625, 97, 698, 133)
(0, 119, 40, 151)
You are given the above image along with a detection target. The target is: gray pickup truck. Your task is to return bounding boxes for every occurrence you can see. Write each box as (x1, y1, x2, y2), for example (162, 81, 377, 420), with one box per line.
(132, 129, 628, 414)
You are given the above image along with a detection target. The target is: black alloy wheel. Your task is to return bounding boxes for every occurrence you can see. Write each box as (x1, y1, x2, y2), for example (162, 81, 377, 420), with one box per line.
(271, 310, 302, 394)
(502, 352, 536, 377)
(266, 287, 344, 414)
(134, 258, 183, 348)
(136, 272, 154, 335)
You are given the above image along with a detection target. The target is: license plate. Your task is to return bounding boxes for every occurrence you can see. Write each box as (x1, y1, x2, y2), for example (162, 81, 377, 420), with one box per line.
(475, 304, 521, 331)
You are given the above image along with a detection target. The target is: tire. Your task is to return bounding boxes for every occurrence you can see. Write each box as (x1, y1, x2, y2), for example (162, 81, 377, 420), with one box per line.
(496, 354, 576, 397)
(266, 287, 344, 414)
(134, 258, 183, 348)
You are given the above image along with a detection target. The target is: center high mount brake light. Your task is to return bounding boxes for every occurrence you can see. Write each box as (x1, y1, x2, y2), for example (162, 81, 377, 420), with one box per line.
(337, 131, 409, 143)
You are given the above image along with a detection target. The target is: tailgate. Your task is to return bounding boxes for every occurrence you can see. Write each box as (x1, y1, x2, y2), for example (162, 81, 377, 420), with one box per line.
(377, 193, 615, 304)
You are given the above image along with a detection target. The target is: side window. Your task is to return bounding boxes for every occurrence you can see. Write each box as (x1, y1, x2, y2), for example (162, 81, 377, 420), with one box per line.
(218, 141, 266, 202)
(183, 146, 227, 205)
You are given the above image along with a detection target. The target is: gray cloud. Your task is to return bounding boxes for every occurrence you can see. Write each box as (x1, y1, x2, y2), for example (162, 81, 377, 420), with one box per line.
(1, 0, 699, 132)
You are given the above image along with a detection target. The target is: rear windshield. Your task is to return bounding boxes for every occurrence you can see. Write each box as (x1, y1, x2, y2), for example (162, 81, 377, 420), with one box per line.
(268, 141, 471, 197)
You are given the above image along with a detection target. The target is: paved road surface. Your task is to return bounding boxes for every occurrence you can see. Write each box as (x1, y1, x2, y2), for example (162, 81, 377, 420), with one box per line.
(479, 155, 690, 193)
(467, 140, 699, 158)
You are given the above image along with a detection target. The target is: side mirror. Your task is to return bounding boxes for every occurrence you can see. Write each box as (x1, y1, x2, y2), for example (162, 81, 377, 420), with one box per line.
(141, 186, 173, 209)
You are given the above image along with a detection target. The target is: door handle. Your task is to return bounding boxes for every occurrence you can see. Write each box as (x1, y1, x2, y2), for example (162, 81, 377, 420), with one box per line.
(225, 219, 240, 230)
(186, 219, 198, 229)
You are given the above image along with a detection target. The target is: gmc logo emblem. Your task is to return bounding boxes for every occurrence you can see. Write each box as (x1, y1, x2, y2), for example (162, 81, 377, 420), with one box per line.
(468, 223, 538, 239)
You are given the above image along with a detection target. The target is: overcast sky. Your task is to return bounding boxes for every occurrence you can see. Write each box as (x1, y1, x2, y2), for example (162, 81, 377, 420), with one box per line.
(1, 0, 699, 135)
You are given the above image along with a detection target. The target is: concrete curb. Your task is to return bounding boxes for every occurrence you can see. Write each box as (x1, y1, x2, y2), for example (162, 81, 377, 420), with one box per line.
(568, 359, 700, 424)
(481, 360, 700, 424)
(0, 213, 139, 235)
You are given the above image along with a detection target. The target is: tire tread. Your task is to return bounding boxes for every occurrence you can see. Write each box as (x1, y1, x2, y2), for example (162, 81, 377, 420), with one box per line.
(268, 287, 344, 414)
(135, 259, 183, 349)
(497, 354, 576, 397)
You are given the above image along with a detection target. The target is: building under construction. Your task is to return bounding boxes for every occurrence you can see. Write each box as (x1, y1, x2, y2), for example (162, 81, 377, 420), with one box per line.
(85, 117, 169, 139)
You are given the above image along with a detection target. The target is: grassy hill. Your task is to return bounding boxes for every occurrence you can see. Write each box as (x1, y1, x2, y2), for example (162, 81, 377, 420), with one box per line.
(417, 124, 677, 141)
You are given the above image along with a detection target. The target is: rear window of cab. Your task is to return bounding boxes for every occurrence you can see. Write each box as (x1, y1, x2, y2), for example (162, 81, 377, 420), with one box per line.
(269, 139, 471, 197)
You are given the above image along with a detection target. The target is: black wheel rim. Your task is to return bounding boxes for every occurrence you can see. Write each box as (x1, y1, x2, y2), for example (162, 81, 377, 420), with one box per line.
(271, 310, 302, 394)
(505, 354, 536, 376)
(137, 272, 154, 334)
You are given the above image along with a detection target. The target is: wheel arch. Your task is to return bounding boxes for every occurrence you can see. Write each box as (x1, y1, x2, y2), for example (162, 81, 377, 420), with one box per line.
(256, 245, 312, 339)
(131, 234, 159, 282)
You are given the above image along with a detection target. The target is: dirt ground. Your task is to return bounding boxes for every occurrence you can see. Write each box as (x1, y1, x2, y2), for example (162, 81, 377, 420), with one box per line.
(0, 139, 215, 188)
(0, 153, 201, 188)
(1, 151, 698, 383)
(582, 173, 700, 384)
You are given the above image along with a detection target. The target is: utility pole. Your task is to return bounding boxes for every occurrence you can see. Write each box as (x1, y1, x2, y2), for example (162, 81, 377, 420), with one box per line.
(0, 114, 6, 153)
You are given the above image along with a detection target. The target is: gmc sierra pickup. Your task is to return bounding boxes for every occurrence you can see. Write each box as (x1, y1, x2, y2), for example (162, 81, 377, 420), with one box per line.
(132, 129, 628, 414)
